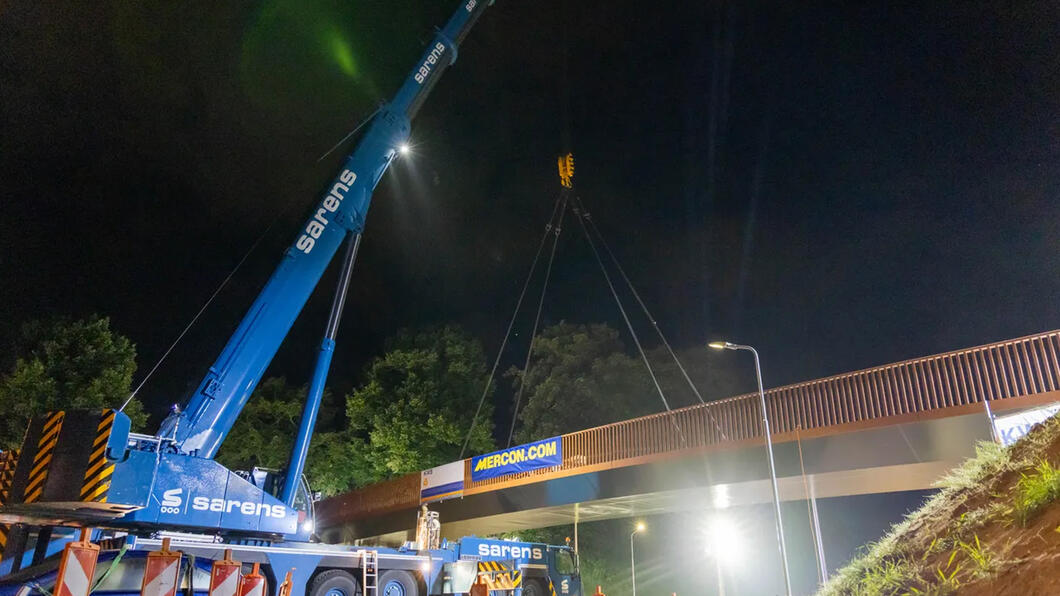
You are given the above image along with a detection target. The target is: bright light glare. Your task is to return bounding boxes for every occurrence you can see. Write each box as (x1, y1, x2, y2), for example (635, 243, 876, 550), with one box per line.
(635, 522, 646, 532)
(301, 520, 314, 533)
(706, 516, 742, 565)
(398, 143, 411, 155)
(712, 484, 731, 509)
(708, 341, 727, 350)
(420, 561, 431, 572)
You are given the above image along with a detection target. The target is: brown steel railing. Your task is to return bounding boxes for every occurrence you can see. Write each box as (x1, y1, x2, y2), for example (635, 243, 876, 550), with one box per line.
(320, 331, 1060, 523)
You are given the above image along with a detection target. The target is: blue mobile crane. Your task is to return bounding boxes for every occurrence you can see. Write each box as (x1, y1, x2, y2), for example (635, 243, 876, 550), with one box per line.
(0, 1, 581, 595)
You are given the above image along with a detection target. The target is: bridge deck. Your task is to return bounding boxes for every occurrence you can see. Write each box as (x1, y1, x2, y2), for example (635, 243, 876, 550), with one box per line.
(317, 330, 1060, 541)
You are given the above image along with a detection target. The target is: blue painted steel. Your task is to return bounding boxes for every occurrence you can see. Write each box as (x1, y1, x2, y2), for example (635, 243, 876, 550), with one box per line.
(280, 337, 335, 506)
(105, 410, 131, 460)
(264, 551, 321, 596)
(157, 0, 493, 460)
(106, 449, 299, 537)
(470, 436, 562, 482)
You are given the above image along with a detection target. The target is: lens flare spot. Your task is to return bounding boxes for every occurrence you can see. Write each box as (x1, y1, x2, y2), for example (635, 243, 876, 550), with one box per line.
(328, 31, 356, 77)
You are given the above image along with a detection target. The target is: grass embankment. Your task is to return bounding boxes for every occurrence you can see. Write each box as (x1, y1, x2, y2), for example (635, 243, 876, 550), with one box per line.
(818, 414, 1060, 596)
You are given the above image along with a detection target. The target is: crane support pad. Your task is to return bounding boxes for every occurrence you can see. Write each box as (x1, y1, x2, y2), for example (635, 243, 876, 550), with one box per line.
(0, 411, 133, 527)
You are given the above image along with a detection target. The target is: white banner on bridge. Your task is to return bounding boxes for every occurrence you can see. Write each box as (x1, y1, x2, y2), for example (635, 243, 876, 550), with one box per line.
(993, 403, 1060, 446)
(420, 460, 464, 503)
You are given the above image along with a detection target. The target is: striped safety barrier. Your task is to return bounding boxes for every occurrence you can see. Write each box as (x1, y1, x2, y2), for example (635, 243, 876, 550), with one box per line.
(55, 529, 99, 596)
(140, 538, 182, 596)
(237, 563, 267, 596)
(0, 449, 19, 560)
(25, 412, 64, 504)
(208, 549, 241, 596)
(81, 410, 117, 503)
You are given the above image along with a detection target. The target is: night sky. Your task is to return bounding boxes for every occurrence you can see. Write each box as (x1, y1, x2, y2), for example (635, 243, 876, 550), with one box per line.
(2, 0, 1059, 423)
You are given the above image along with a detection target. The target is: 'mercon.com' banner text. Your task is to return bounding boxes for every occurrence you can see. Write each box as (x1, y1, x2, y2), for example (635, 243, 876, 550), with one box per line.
(470, 436, 562, 482)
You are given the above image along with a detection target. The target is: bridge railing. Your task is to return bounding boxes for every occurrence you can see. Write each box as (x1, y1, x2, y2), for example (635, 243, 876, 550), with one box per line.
(319, 331, 1060, 524)
(463, 330, 1060, 492)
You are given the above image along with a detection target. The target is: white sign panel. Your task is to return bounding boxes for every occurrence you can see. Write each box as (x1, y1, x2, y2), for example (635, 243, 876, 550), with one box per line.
(420, 460, 464, 503)
(993, 403, 1060, 446)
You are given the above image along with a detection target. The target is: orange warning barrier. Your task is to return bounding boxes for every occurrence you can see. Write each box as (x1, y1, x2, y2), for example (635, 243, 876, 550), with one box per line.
(55, 529, 100, 596)
(208, 549, 241, 596)
(277, 570, 294, 596)
(593, 586, 606, 596)
(468, 574, 488, 596)
(141, 537, 182, 596)
(237, 563, 267, 596)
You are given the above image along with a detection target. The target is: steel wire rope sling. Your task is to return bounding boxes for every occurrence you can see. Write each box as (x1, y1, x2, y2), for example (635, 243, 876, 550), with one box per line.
(575, 197, 729, 442)
(567, 194, 686, 441)
(459, 193, 568, 458)
(504, 195, 570, 447)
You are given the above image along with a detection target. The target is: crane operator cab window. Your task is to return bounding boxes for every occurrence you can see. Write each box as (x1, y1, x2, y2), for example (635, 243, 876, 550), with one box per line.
(551, 548, 581, 595)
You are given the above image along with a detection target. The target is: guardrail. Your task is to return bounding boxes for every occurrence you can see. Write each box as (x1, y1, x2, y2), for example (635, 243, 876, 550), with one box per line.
(320, 330, 1060, 524)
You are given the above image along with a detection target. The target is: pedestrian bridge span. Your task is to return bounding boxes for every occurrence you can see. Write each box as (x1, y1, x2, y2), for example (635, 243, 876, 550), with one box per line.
(316, 331, 1060, 545)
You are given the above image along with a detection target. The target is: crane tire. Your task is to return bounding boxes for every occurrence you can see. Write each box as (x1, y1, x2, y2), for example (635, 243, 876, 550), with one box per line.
(521, 579, 548, 596)
(378, 569, 423, 596)
(308, 569, 361, 596)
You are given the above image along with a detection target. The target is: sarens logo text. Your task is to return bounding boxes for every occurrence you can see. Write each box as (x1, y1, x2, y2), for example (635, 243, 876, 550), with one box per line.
(414, 42, 447, 84)
(470, 436, 562, 481)
(157, 488, 287, 518)
(297, 169, 357, 254)
(477, 543, 543, 560)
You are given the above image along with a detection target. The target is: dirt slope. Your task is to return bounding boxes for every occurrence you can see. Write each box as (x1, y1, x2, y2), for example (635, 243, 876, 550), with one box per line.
(817, 414, 1060, 595)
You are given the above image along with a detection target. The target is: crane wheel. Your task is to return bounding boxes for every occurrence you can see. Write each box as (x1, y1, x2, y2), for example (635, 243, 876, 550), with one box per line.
(308, 569, 362, 596)
(378, 569, 423, 596)
(521, 579, 548, 596)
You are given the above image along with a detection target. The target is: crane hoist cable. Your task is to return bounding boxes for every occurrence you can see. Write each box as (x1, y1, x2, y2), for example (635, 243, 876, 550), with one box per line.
(121, 105, 388, 413)
(459, 192, 567, 458)
(120, 220, 277, 412)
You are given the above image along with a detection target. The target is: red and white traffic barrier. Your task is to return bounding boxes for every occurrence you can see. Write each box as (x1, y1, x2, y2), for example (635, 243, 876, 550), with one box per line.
(56, 529, 100, 596)
(237, 563, 267, 596)
(208, 549, 242, 596)
(140, 537, 182, 596)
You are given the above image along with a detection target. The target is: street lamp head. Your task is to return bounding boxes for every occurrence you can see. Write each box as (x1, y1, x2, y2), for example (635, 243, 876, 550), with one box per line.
(706, 515, 742, 565)
(708, 341, 736, 350)
(635, 522, 646, 533)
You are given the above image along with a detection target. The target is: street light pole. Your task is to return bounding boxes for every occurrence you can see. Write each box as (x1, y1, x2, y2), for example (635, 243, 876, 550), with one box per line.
(630, 522, 645, 596)
(708, 342, 793, 596)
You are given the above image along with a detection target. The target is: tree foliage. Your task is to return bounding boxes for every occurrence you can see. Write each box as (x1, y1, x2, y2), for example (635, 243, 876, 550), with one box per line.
(0, 316, 146, 449)
(216, 377, 367, 497)
(346, 325, 495, 480)
(510, 322, 656, 443)
(511, 322, 750, 444)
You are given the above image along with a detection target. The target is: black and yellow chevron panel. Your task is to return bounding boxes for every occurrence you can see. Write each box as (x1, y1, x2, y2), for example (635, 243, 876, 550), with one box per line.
(477, 560, 509, 573)
(81, 410, 117, 503)
(548, 578, 558, 596)
(24, 411, 64, 504)
(0, 448, 19, 561)
(0, 449, 20, 506)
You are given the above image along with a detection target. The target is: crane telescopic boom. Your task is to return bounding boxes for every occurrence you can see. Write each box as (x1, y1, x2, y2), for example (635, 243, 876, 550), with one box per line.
(158, 0, 492, 459)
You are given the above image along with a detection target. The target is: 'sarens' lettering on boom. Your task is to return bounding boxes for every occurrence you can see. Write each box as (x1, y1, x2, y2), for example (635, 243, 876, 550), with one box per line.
(296, 169, 357, 254)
